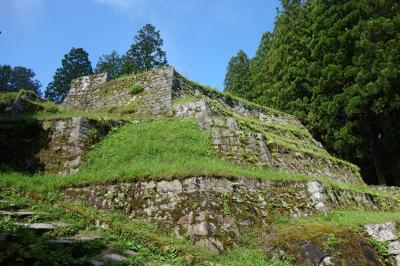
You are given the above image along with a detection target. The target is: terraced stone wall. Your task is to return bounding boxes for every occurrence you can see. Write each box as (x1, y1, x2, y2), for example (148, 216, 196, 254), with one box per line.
(171, 72, 361, 184)
(63, 177, 400, 252)
(61, 67, 363, 184)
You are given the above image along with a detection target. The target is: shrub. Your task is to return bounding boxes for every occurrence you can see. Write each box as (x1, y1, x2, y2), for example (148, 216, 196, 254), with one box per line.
(128, 83, 144, 95)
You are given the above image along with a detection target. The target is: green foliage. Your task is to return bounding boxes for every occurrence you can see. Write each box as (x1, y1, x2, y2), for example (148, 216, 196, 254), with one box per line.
(213, 246, 292, 266)
(324, 233, 346, 250)
(0, 92, 18, 111)
(228, 0, 400, 185)
(368, 237, 390, 264)
(45, 47, 93, 103)
(122, 24, 168, 74)
(0, 65, 41, 96)
(128, 83, 144, 95)
(95, 50, 123, 80)
(224, 50, 251, 98)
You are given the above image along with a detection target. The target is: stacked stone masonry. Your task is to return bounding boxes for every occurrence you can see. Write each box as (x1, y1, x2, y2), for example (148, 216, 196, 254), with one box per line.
(365, 222, 400, 266)
(37, 117, 118, 175)
(62, 67, 362, 184)
(63, 177, 400, 252)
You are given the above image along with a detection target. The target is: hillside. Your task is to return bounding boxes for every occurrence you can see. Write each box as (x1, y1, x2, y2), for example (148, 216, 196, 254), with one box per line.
(1, 67, 400, 265)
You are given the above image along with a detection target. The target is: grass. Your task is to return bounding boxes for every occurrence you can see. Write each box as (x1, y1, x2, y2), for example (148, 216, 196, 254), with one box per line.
(1, 117, 400, 265)
(211, 101, 360, 172)
(273, 210, 400, 230)
(0, 118, 314, 193)
(0, 118, 395, 198)
(0, 184, 285, 265)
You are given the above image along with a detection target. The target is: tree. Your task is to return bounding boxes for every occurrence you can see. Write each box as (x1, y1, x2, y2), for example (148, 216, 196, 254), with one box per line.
(122, 24, 168, 74)
(228, 0, 400, 185)
(95, 50, 123, 80)
(0, 65, 41, 95)
(224, 50, 250, 98)
(0, 65, 13, 92)
(45, 48, 93, 103)
(306, 0, 400, 185)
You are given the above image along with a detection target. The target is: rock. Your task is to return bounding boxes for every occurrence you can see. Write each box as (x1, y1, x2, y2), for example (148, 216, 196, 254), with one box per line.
(364, 222, 399, 265)
(196, 239, 220, 253)
(364, 222, 398, 242)
(389, 241, 400, 255)
(123, 250, 137, 257)
(395, 255, 400, 266)
(299, 242, 326, 265)
(307, 181, 328, 213)
(90, 259, 104, 266)
(319, 256, 340, 266)
(102, 253, 127, 261)
(361, 244, 384, 266)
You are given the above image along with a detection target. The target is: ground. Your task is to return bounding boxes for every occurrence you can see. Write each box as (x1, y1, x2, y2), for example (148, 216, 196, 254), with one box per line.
(1, 69, 400, 265)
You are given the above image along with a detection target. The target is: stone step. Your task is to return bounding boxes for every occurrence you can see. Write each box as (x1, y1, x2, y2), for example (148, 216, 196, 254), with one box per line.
(0, 210, 36, 218)
(48, 236, 101, 246)
(90, 248, 137, 266)
(16, 222, 69, 234)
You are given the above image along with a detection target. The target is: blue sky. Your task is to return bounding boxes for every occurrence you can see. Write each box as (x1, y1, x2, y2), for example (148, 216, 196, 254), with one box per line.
(0, 0, 280, 92)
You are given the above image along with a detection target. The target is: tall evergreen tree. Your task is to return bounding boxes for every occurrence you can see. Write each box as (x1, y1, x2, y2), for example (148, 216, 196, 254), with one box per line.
(45, 48, 93, 103)
(224, 50, 250, 98)
(95, 50, 123, 80)
(0, 65, 41, 95)
(307, 0, 400, 185)
(122, 24, 168, 74)
(249, 0, 313, 121)
(229, 0, 400, 185)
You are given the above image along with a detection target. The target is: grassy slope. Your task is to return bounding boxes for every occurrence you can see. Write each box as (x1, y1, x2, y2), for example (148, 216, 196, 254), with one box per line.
(1, 109, 400, 264)
(0, 118, 388, 197)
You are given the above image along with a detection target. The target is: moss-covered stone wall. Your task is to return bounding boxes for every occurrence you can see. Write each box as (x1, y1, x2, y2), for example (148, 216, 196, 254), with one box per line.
(61, 67, 362, 184)
(0, 117, 117, 175)
(62, 177, 400, 253)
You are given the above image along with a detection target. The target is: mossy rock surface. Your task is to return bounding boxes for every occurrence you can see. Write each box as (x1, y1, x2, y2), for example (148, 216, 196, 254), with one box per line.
(265, 223, 383, 266)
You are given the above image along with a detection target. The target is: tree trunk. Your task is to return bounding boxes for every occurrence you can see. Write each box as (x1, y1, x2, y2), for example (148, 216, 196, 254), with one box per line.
(369, 131, 386, 185)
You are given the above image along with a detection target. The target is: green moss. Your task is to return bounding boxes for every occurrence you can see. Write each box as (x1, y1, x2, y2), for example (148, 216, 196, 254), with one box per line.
(269, 223, 380, 265)
(128, 83, 144, 95)
(172, 95, 201, 106)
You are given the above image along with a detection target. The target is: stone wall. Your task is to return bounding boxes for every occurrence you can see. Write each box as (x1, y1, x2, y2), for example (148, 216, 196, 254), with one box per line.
(61, 67, 362, 184)
(173, 97, 361, 184)
(62, 68, 174, 116)
(63, 177, 399, 252)
(0, 116, 118, 175)
(37, 117, 118, 175)
(62, 73, 108, 108)
(365, 222, 400, 266)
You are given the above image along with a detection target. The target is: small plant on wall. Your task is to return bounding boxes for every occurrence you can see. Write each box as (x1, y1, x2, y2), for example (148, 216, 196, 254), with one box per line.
(128, 83, 144, 95)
